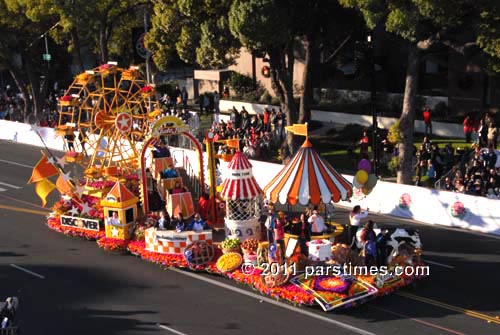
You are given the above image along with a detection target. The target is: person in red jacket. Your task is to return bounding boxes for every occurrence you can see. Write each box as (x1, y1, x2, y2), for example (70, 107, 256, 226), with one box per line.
(423, 106, 432, 137)
(463, 115, 474, 143)
(197, 193, 209, 221)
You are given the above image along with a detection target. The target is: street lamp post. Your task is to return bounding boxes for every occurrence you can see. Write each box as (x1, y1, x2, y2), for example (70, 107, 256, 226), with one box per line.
(367, 33, 379, 176)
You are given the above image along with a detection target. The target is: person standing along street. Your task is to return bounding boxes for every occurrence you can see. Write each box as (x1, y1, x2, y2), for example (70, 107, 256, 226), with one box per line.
(214, 91, 220, 123)
(463, 115, 474, 143)
(423, 106, 432, 138)
(181, 87, 188, 110)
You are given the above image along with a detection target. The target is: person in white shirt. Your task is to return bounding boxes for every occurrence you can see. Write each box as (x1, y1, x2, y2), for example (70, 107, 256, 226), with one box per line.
(155, 211, 170, 230)
(308, 210, 327, 235)
(108, 212, 121, 226)
(349, 205, 369, 247)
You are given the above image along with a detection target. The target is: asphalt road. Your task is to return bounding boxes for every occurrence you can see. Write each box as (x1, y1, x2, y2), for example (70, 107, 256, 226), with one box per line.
(1, 141, 499, 335)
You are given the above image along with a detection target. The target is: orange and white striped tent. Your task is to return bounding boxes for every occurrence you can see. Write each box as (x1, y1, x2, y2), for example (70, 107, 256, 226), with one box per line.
(263, 139, 352, 205)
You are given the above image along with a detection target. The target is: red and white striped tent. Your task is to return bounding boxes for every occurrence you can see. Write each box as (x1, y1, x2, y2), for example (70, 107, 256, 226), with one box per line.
(220, 151, 263, 200)
(264, 139, 352, 205)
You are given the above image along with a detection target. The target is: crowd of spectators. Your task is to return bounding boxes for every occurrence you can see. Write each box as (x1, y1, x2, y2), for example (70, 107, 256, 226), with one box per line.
(441, 145, 500, 198)
(208, 106, 287, 160)
(0, 86, 25, 121)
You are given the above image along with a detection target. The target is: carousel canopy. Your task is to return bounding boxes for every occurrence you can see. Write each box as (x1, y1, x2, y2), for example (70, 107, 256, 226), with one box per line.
(263, 139, 352, 205)
(220, 151, 263, 201)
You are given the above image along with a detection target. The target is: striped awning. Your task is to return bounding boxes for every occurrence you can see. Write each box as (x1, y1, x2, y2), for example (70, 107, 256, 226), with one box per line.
(263, 139, 352, 205)
(220, 152, 263, 200)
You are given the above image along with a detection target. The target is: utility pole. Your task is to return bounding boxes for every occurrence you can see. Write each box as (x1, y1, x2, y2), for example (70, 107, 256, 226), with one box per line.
(144, 8, 150, 84)
(367, 33, 379, 176)
(44, 34, 50, 69)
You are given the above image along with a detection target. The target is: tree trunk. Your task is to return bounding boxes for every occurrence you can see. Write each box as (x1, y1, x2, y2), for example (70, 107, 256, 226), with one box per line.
(99, 28, 109, 64)
(70, 28, 85, 72)
(299, 35, 314, 124)
(25, 56, 43, 122)
(9, 68, 32, 122)
(397, 43, 420, 184)
(268, 45, 299, 158)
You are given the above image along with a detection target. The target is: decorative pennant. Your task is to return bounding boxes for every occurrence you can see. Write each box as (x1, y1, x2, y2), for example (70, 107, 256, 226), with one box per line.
(28, 154, 59, 184)
(35, 178, 56, 207)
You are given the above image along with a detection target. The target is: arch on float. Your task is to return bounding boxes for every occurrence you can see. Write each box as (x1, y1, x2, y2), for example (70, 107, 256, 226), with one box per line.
(139, 116, 204, 213)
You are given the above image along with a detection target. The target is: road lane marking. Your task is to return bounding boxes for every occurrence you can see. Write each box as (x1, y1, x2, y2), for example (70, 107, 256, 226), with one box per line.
(0, 193, 51, 210)
(397, 292, 500, 325)
(0, 204, 48, 216)
(368, 305, 465, 335)
(0, 159, 33, 168)
(169, 268, 376, 335)
(0, 181, 22, 189)
(10, 264, 45, 279)
(424, 260, 455, 269)
(0, 187, 5, 192)
(157, 324, 189, 335)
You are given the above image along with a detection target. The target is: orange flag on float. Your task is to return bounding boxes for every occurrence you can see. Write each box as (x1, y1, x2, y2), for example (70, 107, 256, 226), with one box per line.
(285, 123, 308, 136)
(56, 174, 74, 195)
(35, 178, 56, 207)
(28, 153, 59, 184)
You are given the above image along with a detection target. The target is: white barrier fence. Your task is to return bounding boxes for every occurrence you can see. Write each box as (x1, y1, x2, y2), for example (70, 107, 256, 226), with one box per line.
(1, 119, 498, 236)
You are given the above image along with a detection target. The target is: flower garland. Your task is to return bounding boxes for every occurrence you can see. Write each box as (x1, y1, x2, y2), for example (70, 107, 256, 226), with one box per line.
(127, 241, 315, 306)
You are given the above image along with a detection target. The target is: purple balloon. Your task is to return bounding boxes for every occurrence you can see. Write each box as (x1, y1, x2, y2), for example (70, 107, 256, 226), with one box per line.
(358, 159, 372, 173)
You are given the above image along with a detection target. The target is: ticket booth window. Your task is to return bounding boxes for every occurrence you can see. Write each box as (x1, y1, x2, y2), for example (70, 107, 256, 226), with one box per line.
(125, 208, 134, 223)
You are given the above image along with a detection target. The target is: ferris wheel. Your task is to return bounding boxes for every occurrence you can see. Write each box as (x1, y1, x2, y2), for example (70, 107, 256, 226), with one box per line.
(56, 63, 161, 180)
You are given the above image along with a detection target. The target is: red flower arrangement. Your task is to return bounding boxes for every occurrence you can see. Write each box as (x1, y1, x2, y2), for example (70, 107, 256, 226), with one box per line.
(60, 95, 73, 102)
(99, 64, 113, 70)
(97, 237, 130, 252)
(140, 85, 153, 93)
(65, 151, 78, 158)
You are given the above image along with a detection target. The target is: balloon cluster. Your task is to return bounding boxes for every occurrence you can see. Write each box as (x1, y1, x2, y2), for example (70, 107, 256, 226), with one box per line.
(353, 159, 378, 195)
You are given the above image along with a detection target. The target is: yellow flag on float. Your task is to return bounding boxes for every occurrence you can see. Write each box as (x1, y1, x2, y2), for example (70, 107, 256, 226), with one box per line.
(285, 123, 308, 136)
(35, 178, 56, 207)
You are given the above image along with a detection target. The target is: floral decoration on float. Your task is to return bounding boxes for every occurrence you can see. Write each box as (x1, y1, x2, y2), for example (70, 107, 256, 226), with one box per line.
(97, 237, 131, 252)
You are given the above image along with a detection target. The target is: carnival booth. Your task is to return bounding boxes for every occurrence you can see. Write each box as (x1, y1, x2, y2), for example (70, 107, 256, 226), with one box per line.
(220, 151, 263, 242)
(145, 228, 213, 255)
(263, 137, 353, 259)
(101, 182, 139, 240)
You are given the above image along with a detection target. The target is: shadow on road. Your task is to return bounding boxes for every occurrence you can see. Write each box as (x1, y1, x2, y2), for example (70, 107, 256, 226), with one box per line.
(1, 264, 161, 334)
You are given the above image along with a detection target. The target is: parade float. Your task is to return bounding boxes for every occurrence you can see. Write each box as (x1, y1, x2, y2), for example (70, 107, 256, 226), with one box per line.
(29, 65, 427, 312)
